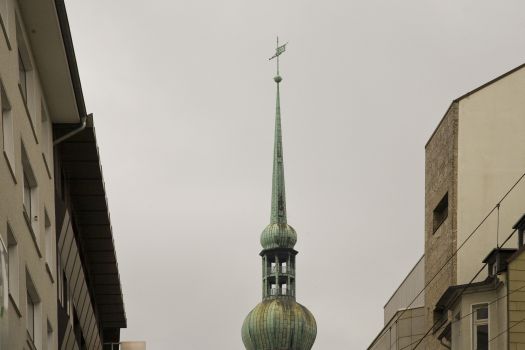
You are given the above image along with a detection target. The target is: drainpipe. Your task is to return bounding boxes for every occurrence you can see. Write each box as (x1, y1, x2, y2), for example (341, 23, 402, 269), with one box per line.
(53, 113, 90, 146)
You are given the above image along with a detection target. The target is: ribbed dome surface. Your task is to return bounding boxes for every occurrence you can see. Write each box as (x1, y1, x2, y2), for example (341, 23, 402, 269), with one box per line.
(242, 298, 317, 350)
(260, 223, 297, 249)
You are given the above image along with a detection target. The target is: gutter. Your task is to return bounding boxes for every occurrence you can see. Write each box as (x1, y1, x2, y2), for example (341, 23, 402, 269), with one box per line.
(53, 113, 90, 145)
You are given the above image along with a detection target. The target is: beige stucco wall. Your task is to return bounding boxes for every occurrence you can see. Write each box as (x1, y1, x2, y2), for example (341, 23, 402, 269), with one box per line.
(457, 66, 525, 285)
(508, 252, 525, 347)
(451, 285, 507, 350)
(0, 0, 58, 348)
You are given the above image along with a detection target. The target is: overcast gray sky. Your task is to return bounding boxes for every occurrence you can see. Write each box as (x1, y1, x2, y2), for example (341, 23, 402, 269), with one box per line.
(63, 1, 525, 348)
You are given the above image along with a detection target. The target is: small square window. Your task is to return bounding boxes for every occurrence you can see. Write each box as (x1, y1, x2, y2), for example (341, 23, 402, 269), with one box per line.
(433, 193, 448, 233)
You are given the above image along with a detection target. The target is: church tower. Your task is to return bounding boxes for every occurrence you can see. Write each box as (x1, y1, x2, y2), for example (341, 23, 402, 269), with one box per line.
(241, 39, 317, 350)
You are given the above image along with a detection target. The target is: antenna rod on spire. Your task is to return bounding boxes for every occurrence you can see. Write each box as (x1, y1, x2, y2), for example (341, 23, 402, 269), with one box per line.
(269, 36, 288, 78)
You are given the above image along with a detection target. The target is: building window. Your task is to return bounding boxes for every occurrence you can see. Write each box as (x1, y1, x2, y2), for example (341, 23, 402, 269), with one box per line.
(18, 50, 26, 101)
(26, 272, 41, 348)
(472, 303, 488, 350)
(22, 145, 39, 244)
(40, 102, 52, 166)
(7, 226, 19, 307)
(46, 320, 53, 350)
(1, 81, 14, 172)
(23, 172, 32, 216)
(44, 210, 54, 279)
(0, 235, 7, 328)
(16, 15, 34, 118)
(433, 192, 448, 233)
(26, 291, 34, 339)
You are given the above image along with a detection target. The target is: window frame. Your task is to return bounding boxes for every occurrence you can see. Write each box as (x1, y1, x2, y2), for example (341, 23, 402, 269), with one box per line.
(6, 224, 20, 313)
(472, 303, 489, 350)
(44, 209, 55, 281)
(433, 192, 449, 233)
(1, 79, 15, 181)
(25, 270, 41, 348)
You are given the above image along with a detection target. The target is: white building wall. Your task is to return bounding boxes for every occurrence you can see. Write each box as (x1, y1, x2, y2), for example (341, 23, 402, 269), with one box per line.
(457, 66, 525, 285)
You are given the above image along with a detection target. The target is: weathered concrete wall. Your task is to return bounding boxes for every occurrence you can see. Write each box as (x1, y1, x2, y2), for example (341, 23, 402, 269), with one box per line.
(424, 102, 459, 350)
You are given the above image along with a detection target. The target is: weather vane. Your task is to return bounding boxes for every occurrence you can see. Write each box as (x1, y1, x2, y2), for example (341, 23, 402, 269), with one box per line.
(269, 37, 288, 76)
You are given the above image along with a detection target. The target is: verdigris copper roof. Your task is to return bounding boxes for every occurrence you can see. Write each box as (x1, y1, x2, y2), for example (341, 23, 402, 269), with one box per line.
(242, 38, 317, 350)
(242, 298, 317, 350)
(260, 44, 297, 251)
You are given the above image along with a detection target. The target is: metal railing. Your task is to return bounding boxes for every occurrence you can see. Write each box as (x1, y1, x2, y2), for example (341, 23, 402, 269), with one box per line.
(269, 287, 295, 297)
(266, 265, 295, 276)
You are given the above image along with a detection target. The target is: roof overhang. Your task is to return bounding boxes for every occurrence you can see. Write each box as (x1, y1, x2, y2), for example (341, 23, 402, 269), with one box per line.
(17, 0, 85, 123)
(55, 117, 126, 334)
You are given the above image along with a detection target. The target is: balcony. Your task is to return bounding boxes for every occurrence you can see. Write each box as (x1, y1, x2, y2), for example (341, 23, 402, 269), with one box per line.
(265, 265, 295, 277)
(269, 287, 295, 297)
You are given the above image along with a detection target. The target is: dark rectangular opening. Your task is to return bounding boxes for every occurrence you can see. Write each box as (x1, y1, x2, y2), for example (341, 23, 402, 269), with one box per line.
(433, 193, 448, 233)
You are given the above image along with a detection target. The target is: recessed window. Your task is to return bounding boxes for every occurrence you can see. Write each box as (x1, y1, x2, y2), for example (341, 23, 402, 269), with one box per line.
(433, 193, 448, 233)
(1, 80, 14, 171)
(41, 102, 52, 164)
(7, 225, 19, 306)
(0, 0, 9, 38)
(0, 235, 7, 323)
(22, 145, 37, 219)
(46, 320, 53, 350)
(473, 303, 488, 350)
(18, 50, 27, 101)
(44, 210, 54, 279)
(26, 291, 34, 339)
(26, 272, 41, 348)
(22, 145, 40, 254)
(16, 15, 34, 118)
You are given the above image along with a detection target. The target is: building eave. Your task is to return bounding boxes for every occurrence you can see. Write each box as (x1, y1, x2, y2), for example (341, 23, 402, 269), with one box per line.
(17, 0, 86, 123)
(55, 117, 127, 336)
(425, 62, 525, 148)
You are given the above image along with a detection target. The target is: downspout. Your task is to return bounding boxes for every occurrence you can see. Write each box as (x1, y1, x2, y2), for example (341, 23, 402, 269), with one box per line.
(53, 113, 90, 146)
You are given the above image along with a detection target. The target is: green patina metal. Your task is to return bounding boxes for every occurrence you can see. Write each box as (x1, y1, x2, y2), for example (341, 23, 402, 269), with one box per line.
(242, 38, 317, 350)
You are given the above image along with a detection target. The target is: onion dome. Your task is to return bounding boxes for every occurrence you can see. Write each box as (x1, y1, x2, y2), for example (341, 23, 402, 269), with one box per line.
(242, 298, 317, 350)
(261, 223, 297, 249)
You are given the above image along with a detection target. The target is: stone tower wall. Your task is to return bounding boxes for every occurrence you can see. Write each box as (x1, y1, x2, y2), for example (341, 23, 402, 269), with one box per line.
(423, 102, 459, 350)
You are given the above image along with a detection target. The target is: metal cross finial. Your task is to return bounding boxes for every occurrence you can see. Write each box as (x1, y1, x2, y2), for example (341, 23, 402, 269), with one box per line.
(269, 36, 288, 76)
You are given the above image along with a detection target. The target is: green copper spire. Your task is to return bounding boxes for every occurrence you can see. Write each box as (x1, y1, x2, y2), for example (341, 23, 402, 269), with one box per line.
(242, 38, 317, 350)
(260, 38, 297, 250)
(270, 38, 287, 224)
